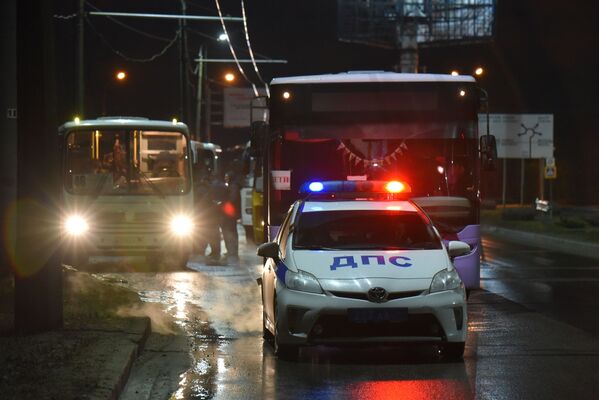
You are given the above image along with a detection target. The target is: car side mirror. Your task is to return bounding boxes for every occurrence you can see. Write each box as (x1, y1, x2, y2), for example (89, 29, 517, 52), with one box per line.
(257, 241, 280, 260)
(480, 134, 497, 171)
(448, 241, 471, 258)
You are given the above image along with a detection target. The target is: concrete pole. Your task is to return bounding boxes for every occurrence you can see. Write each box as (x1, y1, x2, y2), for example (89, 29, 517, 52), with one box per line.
(15, 0, 63, 333)
(77, 0, 84, 116)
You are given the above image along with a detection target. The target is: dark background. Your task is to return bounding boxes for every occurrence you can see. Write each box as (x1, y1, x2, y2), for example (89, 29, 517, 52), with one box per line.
(49, 0, 599, 205)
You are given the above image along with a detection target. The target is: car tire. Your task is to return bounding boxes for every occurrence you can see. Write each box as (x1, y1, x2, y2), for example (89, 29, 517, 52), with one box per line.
(441, 342, 465, 361)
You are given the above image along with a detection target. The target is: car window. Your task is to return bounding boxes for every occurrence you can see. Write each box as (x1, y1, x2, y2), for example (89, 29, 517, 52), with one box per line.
(293, 210, 442, 250)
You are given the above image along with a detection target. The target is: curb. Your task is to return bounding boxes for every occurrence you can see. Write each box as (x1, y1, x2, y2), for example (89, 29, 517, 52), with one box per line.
(109, 316, 152, 400)
(482, 225, 599, 261)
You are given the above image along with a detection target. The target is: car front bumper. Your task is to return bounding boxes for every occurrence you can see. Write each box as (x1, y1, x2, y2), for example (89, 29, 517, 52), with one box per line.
(273, 284, 467, 346)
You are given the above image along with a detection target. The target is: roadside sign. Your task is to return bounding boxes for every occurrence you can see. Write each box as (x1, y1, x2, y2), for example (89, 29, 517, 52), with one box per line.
(478, 114, 554, 159)
(544, 165, 557, 179)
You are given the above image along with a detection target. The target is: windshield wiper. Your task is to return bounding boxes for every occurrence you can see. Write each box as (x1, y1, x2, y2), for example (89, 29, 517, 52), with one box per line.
(132, 166, 165, 198)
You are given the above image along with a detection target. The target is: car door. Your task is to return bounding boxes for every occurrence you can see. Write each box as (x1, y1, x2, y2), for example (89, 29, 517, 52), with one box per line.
(262, 204, 295, 327)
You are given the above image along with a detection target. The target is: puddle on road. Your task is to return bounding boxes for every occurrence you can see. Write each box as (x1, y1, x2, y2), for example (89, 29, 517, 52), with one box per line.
(96, 268, 262, 399)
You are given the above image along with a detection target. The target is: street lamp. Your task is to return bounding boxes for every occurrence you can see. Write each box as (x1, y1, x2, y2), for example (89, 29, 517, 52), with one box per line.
(116, 71, 127, 81)
(450, 70, 459, 76)
(224, 72, 236, 83)
(474, 67, 484, 76)
(218, 33, 228, 42)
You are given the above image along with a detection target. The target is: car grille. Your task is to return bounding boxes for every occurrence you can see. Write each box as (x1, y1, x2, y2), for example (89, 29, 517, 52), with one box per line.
(309, 313, 444, 341)
(329, 290, 423, 301)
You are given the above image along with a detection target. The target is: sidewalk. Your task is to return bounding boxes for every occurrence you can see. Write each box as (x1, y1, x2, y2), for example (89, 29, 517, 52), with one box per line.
(0, 270, 152, 400)
(481, 207, 599, 260)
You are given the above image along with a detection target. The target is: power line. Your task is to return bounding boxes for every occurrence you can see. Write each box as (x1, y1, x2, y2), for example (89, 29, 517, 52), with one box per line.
(213, 0, 258, 96)
(85, 15, 179, 63)
(240, 0, 269, 97)
(86, 1, 173, 42)
(187, 28, 270, 59)
(53, 13, 78, 20)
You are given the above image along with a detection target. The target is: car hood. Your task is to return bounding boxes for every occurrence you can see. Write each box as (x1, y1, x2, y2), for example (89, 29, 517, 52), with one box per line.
(290, 249, 451, 281)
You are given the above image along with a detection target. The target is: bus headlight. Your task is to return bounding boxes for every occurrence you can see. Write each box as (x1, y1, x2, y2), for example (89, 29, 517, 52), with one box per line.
(170, 215, 194, 236)
(430, 268, 463, 293)
(64, 215, 89, 237)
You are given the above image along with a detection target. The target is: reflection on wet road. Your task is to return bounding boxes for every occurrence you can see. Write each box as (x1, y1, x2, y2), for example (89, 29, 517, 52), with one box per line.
(105, 234, 599, 399)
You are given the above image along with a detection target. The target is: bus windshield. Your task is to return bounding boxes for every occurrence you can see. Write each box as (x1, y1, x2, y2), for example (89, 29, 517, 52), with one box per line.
(267, 81, 480, 234)
(64, 129, 190, 196)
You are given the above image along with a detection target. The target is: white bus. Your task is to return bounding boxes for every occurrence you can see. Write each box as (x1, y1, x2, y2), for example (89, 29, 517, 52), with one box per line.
(60, 117, 195, 268)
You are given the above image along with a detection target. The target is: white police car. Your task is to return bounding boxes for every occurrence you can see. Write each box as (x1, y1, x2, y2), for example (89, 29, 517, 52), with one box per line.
(257, 181, 470, 360)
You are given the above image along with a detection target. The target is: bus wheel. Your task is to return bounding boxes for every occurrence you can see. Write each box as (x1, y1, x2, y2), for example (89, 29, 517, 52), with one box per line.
(244, 226, 254, 243)
(178, 253, 190, 270)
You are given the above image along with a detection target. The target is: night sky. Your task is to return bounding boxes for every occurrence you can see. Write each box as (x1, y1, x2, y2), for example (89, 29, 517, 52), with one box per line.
(52, 0, 599, 204)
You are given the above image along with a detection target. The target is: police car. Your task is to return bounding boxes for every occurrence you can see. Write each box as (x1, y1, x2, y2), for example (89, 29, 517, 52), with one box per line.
(257, 181, 470, 360)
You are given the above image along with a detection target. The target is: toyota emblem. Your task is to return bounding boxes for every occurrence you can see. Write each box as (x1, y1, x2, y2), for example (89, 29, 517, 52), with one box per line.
(367, 287, 388, 303)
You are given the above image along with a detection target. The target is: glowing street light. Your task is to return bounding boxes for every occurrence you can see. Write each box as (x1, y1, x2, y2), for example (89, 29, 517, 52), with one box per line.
(224, 72, 236, 82)
(451, 70, 459, 76)
(474, 67, 484, 76)
(218, 33, 228, 42)
(116, 71, 127, 81)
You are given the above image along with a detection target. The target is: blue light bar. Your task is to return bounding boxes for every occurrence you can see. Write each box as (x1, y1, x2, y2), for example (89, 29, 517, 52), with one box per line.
(308, 182, 324, 192)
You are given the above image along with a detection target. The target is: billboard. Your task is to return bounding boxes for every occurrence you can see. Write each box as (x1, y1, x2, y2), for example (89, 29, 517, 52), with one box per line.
(223, 88, 267, 128)
(478, 114, 554, 159)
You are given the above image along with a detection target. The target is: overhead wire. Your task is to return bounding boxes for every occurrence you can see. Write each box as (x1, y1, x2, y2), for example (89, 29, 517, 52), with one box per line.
(213, 0, 258, 96)
(240, 0, 269, 97)
(86, 1, 173, 42)
(53, 13, 78, 20)
(85, 15, 179, 63)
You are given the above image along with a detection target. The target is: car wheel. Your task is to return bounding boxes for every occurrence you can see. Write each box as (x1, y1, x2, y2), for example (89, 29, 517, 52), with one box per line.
(441, 342, 465, 361)
(273, 295, 298, 360)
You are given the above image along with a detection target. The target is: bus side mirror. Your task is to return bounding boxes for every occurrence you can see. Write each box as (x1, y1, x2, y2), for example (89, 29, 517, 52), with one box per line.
(480, 134, 497, 171)
(250, 121, 268, 158)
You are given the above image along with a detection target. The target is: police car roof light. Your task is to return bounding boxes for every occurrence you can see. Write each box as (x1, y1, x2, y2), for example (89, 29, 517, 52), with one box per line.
(299, 180, 411, 195)
(308, 181, 324, 192)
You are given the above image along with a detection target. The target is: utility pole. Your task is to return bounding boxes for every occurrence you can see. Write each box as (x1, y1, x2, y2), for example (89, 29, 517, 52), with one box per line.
(77, 0, 85, 116)
(178, 0, 189, 124)
(15, 0, 63, 333)
(195, 46, 205, 141)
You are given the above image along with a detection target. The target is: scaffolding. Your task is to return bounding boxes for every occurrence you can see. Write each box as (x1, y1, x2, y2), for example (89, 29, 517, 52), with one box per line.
(338, 0, 495, 49)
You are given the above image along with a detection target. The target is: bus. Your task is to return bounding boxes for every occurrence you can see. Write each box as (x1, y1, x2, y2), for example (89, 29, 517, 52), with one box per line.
(251, 72, 496, 289)
(60, 117, 195, 268)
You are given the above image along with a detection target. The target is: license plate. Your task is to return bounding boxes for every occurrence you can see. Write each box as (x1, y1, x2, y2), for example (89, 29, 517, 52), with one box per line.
(347, 308, 408, 323)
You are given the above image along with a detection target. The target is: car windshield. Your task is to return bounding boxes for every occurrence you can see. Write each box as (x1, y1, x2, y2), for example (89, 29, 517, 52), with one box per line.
(64, 129, 190, 196)
(293, 210, 442, 250)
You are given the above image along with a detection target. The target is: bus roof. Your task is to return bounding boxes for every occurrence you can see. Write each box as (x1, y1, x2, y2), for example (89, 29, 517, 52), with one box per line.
(59, 117, 189, 134)
(271, 72, 476, 85)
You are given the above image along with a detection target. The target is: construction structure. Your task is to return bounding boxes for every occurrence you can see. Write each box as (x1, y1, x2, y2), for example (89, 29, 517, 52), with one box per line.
(337, 0, 495, 72)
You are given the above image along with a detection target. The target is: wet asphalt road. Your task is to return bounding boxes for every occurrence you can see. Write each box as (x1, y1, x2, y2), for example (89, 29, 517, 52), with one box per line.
(95, 232, 599, 399)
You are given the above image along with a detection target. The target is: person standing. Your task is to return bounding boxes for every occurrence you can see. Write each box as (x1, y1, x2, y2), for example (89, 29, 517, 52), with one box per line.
(220, 170, 241, 264)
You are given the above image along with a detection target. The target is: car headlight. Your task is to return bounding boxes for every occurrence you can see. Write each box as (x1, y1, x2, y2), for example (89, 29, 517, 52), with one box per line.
(170, 215, 194, 236)
(64, 215, 89, 237)
(430, 268, 463, 293)
(284, 269, 323, 294)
